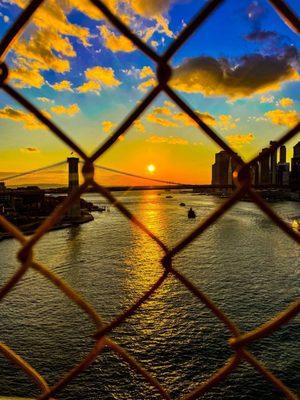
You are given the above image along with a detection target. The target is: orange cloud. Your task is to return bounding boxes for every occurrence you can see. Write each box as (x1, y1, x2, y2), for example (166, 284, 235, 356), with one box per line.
(76, 81, 101, 95)
(8, 0, 91, 88)
(137, 78, 157, 92)
(51, 104, 80, 116)
(171, 50, 300, 99)
(173, 111, 216, 127)
(137, 66, 157, 92)
(0, 106, 50, 130)
(99, 25, 135, 53)
(10, 0, 90, 45)
(102, 120, 116, 133)
(133, 120, 146, 132)
(126, 0, 171, 16)
(139, 66, 155, 79)
(77, 66, 121, 95)
(217, 114, 238, 130)
(146, 104, 216, 129)
(10, 28, 74, 88)
(164, 100, 176, 108)
(147, 135, 189, 145)
(147, 113, 178, 127)
(9, 63, 45, 89)
(278, 97, 294, 107)
(152, 106, 172, 116)
(125, 0, 174, 38)
(69, 0, 117, 21)
(264, 109, 300, 127)
(51, 80, 73, 92)
(147, 135, 188, 145)
(226, 133, 254, 147)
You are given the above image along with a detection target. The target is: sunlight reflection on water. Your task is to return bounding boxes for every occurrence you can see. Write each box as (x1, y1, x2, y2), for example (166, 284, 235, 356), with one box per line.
(0, 191, 299, 399)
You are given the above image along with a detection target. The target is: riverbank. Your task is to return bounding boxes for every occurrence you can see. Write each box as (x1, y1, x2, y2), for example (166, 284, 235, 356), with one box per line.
(0, 212, 94, 241)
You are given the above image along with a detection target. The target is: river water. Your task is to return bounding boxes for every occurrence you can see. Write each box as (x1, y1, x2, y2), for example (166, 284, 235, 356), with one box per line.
(0, 191, 299, 399)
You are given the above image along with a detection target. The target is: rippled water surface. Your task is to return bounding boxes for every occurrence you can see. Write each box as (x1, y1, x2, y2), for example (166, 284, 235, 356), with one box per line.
(0, 191, 299, 399)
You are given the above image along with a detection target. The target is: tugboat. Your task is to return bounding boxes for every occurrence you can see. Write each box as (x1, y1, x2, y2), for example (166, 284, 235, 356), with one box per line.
(188, 207, 196, 219)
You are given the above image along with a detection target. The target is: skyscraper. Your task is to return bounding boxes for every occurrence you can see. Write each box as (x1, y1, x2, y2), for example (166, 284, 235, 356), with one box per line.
(211, 151, 236, 185)
(279, 145, 286, 163)
(290, 142, 300, 191)
(277, 145, 289, 187)
(258, 148, 270, 185)
(269, 141, 277, 185)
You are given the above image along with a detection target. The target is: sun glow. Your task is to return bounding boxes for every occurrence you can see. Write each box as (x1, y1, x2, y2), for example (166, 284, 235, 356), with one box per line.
(147, 164, 156, 173)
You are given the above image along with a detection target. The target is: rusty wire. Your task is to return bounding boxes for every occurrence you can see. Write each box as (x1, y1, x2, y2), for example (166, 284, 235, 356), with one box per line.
(0, 0, 299, 399)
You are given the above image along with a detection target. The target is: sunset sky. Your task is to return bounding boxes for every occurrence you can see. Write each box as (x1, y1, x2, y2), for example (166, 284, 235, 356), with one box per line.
(0, 0, 299, 186)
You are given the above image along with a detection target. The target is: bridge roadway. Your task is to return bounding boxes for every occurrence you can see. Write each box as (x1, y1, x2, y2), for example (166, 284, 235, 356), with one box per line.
(45, 184, 284, 194)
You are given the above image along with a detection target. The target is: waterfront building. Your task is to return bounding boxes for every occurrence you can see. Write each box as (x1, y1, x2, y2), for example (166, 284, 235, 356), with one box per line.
(211, 151, 234, 185)
(211, 142, 298, 189)
(269, 141, 277, 185)
(0, 187, 45, 216)
(277, 163, 290, 186)
(251, 162, 259, 186)
(258, 148, 270, 185)
(279, 145, 286, 163)
(290, 142, 300, 191)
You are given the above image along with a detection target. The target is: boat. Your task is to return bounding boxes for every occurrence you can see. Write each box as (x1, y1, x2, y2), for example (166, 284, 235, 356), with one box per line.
(166, 195, 173, 198)
(188, 208, 196, 219)
(180, 202, 186, 207)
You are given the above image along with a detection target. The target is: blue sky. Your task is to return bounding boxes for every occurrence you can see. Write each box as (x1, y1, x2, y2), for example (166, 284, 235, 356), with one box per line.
(0, 0, 299, 184)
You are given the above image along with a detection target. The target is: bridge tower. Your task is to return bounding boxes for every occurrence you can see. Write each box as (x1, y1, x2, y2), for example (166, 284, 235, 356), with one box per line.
(67, 157, 81, 219)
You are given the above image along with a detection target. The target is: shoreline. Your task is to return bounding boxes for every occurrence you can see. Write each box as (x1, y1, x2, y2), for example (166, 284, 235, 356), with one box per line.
(0, 212, 94, 242)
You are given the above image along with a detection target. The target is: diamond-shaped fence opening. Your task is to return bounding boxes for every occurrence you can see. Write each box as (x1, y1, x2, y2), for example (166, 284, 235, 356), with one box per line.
(0, 0, 299, 399)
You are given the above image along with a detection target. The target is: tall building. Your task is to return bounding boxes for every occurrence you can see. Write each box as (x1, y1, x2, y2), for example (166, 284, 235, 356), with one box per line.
(277, 163, 290, 186)
(211, 143, 298, 189)
(269, 141, 277, 185)
(251, 162, 259, 186)
(67, 157, 81, 219)
(258, 148, 270, 185)
(212, 151, 231, 185)
(277, 145, 289, 186)
(290, 142, 300, 191)
(279, 145, 286, 163)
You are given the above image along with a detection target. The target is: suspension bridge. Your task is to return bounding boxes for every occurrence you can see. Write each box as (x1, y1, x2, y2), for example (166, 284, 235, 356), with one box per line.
(0, 158, 279, 194)
(0, 158, 215, 191)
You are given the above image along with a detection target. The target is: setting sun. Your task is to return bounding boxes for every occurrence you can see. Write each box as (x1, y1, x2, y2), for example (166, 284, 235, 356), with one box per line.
(147, 164, 156, 173)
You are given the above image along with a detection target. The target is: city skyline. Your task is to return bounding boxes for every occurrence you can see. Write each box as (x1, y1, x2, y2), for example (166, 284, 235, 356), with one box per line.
(212, 141, 300, 190)
(0, 0, 299, 185)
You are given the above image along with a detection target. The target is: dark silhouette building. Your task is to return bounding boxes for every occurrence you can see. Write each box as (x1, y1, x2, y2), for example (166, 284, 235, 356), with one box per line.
(290, 142, 300, 191)
(211, 142, 299, 193)
(258, 148, 270, 185)
(251, 162, 259, 186)
(277, 146, 289, 187)
(212, 151, 232, 185)
(269, 141, 277, 185)
(67, 157, 81, 218)
(279, 145, 286, 163)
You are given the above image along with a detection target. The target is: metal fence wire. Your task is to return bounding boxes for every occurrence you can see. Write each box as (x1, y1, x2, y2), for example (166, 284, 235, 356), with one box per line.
(0, 0, 299, 399)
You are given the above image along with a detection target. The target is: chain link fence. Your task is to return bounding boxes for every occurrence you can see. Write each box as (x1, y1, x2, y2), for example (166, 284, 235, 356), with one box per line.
(0, 0, 299, 399)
